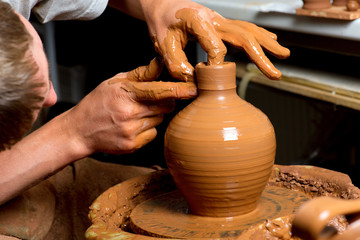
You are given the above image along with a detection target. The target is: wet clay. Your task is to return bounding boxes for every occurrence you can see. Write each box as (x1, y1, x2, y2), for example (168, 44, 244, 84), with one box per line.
(0, 158, 156, 240)
(240, 214, 347, 239)
(302, 0, 331, 9)
(86, 165, 360, 240)
(86, 170, 177, 239)
(108, 57, 197, 101)
(268, 165, 360, 199)
(129, 186, 309, 238)
(109, 57, 163, 84)
(175, 9, 226, 66)
(209, 13, 290, 80)
(292, 197, 360, 240)
(164, 62, 276, 217)
(152, 8, 289, 81)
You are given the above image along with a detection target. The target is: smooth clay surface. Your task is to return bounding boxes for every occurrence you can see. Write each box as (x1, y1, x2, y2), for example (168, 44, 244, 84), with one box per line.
(347, 0, 359, 11)
(302, 0, 332, 9)
(164, 62, 276, 217)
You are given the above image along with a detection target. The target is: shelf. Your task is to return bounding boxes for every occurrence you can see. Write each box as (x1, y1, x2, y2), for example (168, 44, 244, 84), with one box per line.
(237, 63, 360, 111)
(194, 0, 360, 41)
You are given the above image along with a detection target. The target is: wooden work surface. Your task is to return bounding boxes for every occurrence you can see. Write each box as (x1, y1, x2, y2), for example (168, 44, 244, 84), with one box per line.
(296, 6, 360, 20)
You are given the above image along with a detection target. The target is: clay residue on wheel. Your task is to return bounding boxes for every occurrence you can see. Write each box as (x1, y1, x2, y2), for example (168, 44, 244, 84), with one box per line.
(86, 170, 176, 238)
(240, 213, 348, 239)
(86, 165, 360, 240)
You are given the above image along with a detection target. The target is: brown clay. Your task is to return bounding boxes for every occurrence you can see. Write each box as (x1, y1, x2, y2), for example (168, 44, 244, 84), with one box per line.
(0, 158, 155, 240)
(210, 14, 290, 80)
(152, 8, 289, 81)
(129, 186, 309, 238)
(164, 62, 276, 217)
(302, 0, 332, 9)
(268, 165, 360, 199)
(333, 0, 348, 6)
(175, 9, 226, 67)
(109, 57, 163, 84)
(108, 57, 197, 101)
(292, 197, 360, 240)
(0, 181, 55, 239)
(86, 165, 360, 240)
(117, 80, 197, 100)
(347, 0, 359, 11)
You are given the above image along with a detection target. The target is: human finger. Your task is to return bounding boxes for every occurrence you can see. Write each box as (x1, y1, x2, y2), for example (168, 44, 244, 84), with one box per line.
(154, 30, 195, 82)
(135, 100, 175, 118)
(227, 19, 290, 59)
(124, 114, 164, 138)
(118, 81, 197, 101)
(212, 18, 284, 79)
(176, 8, 227, 66)
(127, 57, 164, 82)
(147, 100, 176, 115)
(243, 36, 282, 80)
(132, 128, 158, 151)
(223, 28, 281, 79)
(109, 57, 164, 84)
(140, 115, 164, 132)
(227, 19, 278, 40)
(212, 15, 290, 59)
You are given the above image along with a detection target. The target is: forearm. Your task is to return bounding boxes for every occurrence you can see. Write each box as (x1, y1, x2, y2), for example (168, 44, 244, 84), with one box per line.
(108, 0, 147, 20)
(0, 112, 87, 205)
(108, 0, 179, 21)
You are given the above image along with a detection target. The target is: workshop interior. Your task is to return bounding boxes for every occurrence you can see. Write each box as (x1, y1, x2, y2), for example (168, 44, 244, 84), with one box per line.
(18, 1, 360, 238)
(33, 6, 360, 187)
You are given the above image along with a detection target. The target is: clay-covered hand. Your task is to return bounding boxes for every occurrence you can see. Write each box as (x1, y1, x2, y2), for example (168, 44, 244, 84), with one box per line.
(64, 58, 197, 155)
(142, 0, 290, 81)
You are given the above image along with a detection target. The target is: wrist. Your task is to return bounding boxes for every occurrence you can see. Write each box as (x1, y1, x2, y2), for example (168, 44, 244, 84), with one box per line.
(40, 110, 92, 165)
(51, 109, 95, 161)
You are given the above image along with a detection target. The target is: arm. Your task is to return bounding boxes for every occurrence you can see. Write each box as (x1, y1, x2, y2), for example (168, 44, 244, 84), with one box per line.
(108, 0, 146, 20)
(0, 114, 85, 205)
(108, 0, 290, 81)
(0, 59, 196, 204)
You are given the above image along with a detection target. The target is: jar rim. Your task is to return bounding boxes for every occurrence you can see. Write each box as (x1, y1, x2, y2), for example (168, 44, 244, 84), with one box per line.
(195, 62, 237, 90)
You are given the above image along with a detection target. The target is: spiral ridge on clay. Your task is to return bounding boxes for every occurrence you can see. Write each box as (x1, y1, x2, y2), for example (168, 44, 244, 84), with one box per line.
(164, 62, 276, 217)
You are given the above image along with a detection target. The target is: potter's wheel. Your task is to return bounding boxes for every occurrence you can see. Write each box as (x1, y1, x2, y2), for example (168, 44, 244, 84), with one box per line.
(86, 165, 360, 240)
(130, 186, 309, 238)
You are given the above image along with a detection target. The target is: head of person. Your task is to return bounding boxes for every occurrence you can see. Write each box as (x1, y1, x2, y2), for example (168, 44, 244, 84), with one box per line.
(0, 1, 57, 151)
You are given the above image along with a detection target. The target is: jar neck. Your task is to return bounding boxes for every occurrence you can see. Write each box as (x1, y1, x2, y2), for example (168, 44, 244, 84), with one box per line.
(197, 88, 240, 104)
(195, 62, 236, 91)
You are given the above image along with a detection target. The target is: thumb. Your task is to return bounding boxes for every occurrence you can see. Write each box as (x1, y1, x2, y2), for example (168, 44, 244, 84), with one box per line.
(109, 57, 164, 84)
(119, 81, 197, 101)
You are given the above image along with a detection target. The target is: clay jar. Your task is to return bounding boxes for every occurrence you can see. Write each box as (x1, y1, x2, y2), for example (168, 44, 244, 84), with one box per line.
(347, 0, 359, 11)
(302, 0, 331, 9)
(164, 62, 276, 217)
(332, 0, 347, 6)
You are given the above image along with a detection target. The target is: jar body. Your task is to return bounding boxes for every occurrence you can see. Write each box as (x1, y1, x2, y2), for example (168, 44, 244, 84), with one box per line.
(332, 0, 347, 6)
(302, 0, 331, 9)
(164, 63, 276, 217)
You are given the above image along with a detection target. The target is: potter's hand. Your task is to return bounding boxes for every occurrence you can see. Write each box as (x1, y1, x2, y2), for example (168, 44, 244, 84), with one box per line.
(109, 57, 197, 100)
(142, 0, 290, 80)
(66, 58, 196, 155)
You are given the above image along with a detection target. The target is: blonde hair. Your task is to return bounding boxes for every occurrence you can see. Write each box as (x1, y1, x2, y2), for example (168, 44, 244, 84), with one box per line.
(0, 1, 44, 151)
